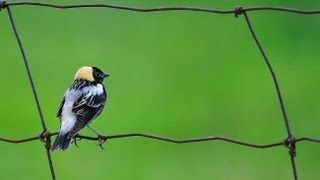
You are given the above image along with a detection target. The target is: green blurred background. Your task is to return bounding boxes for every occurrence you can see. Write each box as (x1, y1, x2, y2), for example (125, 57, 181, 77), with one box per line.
(1, 0, 320, 179)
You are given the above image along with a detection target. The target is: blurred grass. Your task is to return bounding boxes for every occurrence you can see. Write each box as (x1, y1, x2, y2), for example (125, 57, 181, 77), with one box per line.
(1, 0, 320, 179)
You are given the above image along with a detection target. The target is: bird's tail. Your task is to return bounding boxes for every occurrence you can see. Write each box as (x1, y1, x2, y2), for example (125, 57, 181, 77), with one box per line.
(51, 132, 72, 151)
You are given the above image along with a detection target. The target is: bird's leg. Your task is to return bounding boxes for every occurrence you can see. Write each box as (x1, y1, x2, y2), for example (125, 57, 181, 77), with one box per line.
(87, 126, 107, 150)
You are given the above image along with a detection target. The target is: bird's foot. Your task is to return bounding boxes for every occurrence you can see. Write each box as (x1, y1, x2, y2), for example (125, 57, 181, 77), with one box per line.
(87, 126, 107, 150)
(73, 137, 82, 148)
(97, 134, 107, 150)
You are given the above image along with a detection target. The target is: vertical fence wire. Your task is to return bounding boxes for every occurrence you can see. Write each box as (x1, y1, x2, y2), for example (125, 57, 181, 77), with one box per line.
(240, 9, 297, 180)
(1, 2, 320, 180)
(6, 5, 55, 180)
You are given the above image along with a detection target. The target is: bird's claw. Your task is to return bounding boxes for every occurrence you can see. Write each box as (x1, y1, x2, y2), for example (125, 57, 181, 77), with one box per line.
(73, 137, 82, 148)
(97, 135, 107, 150)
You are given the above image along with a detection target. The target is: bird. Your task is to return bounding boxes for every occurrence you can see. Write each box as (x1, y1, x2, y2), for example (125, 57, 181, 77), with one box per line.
(51, 66, 109, 151)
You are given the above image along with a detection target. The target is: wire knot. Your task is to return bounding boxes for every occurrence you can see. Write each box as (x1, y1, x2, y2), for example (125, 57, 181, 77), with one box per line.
(283, 135, 296, 157)
(39, 130, 52, 150)
(0, 0, 7, 11)
(234, 6, 244, 18)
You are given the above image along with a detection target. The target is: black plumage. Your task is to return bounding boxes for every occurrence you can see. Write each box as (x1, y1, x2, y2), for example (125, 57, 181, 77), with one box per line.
(51, 67, 109, 151)
(69, 84, 106, 138)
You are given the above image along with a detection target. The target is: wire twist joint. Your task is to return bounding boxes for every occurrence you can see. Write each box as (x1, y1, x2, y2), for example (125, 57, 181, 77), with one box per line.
(234, 6, 244, 17)
(0, 0, 7, 11)
(284, 135, 297, 157)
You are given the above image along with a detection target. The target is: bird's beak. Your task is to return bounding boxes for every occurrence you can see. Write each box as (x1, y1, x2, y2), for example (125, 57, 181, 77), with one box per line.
(102, 72, 110, 78)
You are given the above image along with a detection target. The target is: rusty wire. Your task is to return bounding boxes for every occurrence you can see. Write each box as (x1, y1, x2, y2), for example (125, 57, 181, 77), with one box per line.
(1, 1, 320, 180)
(5, 4, 55, 180)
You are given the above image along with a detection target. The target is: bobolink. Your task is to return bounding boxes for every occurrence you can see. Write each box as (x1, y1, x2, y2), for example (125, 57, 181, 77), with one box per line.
(51, 66, 109, 151)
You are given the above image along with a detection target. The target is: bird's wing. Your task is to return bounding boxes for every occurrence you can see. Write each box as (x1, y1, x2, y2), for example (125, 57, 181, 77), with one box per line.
(68, 93, 106, 138)
(56, 97, 65, 118)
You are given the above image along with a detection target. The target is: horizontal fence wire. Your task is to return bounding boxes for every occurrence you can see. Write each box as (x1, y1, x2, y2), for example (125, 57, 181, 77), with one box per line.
(1, 132, 320, 147)
(1, 1, 320, 180)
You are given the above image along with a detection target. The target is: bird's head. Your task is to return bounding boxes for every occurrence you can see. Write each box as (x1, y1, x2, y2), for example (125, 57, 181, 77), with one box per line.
(75, 66, 109, 83)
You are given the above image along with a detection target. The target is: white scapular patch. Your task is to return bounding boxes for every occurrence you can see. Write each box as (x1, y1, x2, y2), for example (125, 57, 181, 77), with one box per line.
(82, 84, 104, 96)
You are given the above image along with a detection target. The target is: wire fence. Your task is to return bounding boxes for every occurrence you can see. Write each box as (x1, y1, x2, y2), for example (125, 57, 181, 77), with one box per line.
(1, 1, 320, 180)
